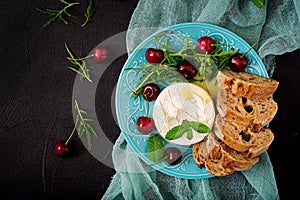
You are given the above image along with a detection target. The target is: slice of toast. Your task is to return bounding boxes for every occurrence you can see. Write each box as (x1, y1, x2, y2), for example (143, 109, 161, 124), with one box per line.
(217, 69, 279, 100)
(192, 132, 259, 176)
(214, 114, 274, 158)
(217, 89, 278, 132)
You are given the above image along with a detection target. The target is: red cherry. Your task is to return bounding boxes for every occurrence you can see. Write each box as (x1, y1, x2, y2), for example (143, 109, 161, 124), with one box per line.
(164, 147, 182, 165)
(197, 36, 216, 54)
(145, 48, 164, 63)
(136, 116, 154, 134)
(228, 53, 248, 72)
(54, 141, 71, 157)
(93, 47, 108, 62)
(177, 60, 198, 80)
(142, 83, 160, 102)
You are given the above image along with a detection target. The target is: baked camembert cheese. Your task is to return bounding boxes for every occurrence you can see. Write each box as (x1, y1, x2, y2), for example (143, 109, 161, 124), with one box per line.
(153, 82, 215, 146)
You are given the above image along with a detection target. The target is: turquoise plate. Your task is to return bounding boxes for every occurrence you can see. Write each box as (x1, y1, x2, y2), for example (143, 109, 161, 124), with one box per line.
(115, 22, 268, 179)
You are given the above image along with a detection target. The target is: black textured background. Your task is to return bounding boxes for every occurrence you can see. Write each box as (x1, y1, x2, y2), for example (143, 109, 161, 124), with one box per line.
(0, 0, 299, 199)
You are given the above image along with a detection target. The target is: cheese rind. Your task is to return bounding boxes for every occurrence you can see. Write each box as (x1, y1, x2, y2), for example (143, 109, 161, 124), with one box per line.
(153, 82, 215, 146)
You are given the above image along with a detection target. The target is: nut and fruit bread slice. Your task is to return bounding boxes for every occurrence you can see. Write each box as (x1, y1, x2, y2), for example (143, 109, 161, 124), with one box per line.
(192, 133, 235, 176)
(192, 132, 259, 176)
(214, 114, 274, 158)
(217, 69, 279, 100)
(217, 89, 278, 132)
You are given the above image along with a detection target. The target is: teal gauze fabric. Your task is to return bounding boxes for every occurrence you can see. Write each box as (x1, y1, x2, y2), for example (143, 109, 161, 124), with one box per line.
(102, 0, 300, 199)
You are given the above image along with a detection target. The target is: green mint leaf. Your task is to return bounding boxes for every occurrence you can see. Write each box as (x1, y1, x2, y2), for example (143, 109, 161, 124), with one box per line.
(165, 120, 210, 140)
(188, 121, 210, 133)
(186, 128, 193, 140)
(181, 119, 190, 128)
(148, 135, 165, 163)
(251, 0, 265, 8)
(165, 125, 185, 140)
(182, 120, 193, 140)
(165, 120, 191, 140)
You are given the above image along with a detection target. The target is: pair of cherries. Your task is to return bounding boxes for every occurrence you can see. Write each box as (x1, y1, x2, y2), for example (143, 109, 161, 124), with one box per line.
(197, 36, 248, 72)
(146, 36, 249, 74)
(135, 82, 181, 166)
(55, 46, 109, 158)
(145, 48, 198, 80)
(136, 83, 159, 135)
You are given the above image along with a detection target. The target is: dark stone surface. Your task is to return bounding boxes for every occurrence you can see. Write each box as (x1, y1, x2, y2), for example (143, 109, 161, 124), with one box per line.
(0, 1, 299, 199)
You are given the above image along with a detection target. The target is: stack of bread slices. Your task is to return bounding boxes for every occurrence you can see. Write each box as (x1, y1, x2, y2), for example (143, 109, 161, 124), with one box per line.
(192, 69, 279, 176)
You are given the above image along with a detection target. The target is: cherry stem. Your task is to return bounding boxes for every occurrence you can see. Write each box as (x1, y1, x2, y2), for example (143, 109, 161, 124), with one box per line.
(65, 117, 78, 145)
(241, 37, 264, 58)
(145, 100, 150, 117)
(210, 43, 234, 49)
(65, 119, 78, 145)
(130, 71, 155, 96)
(142, 92, 150, 117)
(67, 54, 94, 61)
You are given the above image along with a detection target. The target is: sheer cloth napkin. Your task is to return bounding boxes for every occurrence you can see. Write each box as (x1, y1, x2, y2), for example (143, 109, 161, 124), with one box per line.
(102, 0, 300, 199)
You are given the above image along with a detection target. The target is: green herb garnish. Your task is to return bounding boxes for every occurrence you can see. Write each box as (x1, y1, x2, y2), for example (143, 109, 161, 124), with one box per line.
(65, 43, 93, 82)
(147, 134, 165, 163)
(251, 0, 265, 8)
(127, 33, 237, 97)
(82, 0, 95, 27)
(36, 0, 80, 31)
(67, 100, 97, 151)
(127, 64, 185, 96)
(165, 120, 210, 140)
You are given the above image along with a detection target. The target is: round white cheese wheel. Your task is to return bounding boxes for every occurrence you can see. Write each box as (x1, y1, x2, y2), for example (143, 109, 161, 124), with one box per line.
(153, 82, 215, 146)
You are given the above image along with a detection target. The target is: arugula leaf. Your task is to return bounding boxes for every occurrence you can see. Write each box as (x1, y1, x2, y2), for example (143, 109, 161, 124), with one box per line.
(82, 0, 95, 27)
(189, 121, 211, 133)
(147, 135, 165, 163)
(251, 0, 265, 8)
(36, 0, 80, 31)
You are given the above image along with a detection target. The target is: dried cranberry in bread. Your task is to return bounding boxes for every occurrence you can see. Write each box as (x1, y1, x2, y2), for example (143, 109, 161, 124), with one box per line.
(192, 133, 259, 176)
(192, 134, 235, 176)
(217, 69, 279, 100)
(217, 89, 278, 132)
(214, 114, 274, 158)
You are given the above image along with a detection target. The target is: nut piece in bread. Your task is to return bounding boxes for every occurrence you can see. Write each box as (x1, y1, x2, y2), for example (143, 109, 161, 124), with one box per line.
(217, 89, 278, 132)
(217, 69, 279, 100)
(214, 114, 274, 158)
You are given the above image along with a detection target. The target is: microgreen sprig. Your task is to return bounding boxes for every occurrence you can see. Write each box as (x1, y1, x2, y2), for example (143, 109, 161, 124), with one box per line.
(65, 43, 93, 82)
(69, 100, 97, 151)
(126, 63, 185, 96)
(82, 0, 95, 27)
(36, 0, 80, 31)
(127, 33, 238, 96)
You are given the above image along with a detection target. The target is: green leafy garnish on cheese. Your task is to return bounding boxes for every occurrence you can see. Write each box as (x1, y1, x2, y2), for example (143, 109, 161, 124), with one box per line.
(165, 120, 210, 140)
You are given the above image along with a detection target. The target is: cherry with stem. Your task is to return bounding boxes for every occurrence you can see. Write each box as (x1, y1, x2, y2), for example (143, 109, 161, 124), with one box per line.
(54, 119, 78, 157)
(229, 37, 264, 72)
(136, 97, 155, 135)
(55, 100, 97, 157)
